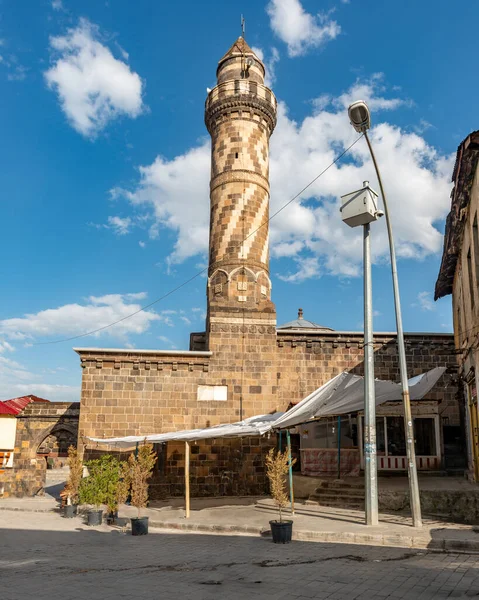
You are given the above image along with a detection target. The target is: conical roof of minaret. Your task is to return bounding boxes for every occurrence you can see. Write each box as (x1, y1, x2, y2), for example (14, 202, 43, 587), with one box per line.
(219, 36, 256, 61)
(217, 36, 265, 74)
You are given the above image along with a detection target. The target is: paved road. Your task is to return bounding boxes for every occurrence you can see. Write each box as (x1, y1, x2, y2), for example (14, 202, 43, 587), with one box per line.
(1, 511, 479, 599)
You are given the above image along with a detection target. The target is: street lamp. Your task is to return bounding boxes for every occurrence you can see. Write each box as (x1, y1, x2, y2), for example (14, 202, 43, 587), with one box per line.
(340, 181, 382, 526)
(348, 101, 423, 528)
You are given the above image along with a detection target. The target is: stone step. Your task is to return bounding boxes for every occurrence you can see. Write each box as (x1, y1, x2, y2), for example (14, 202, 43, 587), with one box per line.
(311, 492, 365, 502)
(313, 487, 365, 498)
(315, 480, 365, 490)
(306, 498, 364, 509)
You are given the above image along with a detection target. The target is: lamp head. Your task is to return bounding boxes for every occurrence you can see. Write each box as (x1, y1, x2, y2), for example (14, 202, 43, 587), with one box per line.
(348, 100, 371, 133)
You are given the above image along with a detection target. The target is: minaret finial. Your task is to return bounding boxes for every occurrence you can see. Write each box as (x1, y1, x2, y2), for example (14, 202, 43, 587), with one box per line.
(241, 15, 245, 38)
(298, 308, 304, 319)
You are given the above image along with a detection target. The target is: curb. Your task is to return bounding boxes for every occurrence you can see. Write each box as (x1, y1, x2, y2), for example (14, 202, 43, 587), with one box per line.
(146, 520, 479, 553)
(2, 506, 478, 554)
(0, 505, 57, 514)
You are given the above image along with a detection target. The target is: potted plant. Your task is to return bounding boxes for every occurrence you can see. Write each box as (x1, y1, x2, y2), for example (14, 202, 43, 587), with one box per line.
(78, 456, 111, 526)
(265, 448, 296, 544)
(128, 444, 156, 536)
(104, 456, 129, 524)
(63, 445, 83, 518)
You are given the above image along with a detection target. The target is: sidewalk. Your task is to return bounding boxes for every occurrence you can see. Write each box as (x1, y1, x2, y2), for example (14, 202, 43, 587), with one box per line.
(1, 494, 479, 553)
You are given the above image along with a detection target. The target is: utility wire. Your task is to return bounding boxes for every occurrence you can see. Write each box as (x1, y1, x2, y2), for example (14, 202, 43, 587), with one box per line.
(34, 135, 363, 345)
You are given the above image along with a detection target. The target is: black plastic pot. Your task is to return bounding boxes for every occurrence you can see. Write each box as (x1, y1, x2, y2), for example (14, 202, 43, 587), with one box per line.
(131, 516, 149, 536)
(63, 504, 77, 518)
(87, 509, 103, 526)
(269, 520, 293, 544)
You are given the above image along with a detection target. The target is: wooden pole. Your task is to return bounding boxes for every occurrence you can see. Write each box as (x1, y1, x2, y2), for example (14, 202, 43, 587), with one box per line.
(286, 430, 295, 515)
(185, 441, 190, 519)
(278, 429, 282, 450)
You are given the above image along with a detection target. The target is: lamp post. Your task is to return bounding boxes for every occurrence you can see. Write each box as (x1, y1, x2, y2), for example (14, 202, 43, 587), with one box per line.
(347, 101, 422, 528)
(340, 181, 383, 526)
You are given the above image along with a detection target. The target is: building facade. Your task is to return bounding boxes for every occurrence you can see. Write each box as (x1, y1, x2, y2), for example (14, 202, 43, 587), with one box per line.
(436, 130, 479, 481)
(76, 38, 461, 499)
(0, 396, 79, 498)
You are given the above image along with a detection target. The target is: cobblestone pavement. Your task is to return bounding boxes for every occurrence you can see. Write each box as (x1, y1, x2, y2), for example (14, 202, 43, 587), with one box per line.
(1, 511, 479, 600)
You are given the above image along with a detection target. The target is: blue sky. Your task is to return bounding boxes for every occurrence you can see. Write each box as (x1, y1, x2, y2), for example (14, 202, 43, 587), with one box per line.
(0, 0, 476, 401)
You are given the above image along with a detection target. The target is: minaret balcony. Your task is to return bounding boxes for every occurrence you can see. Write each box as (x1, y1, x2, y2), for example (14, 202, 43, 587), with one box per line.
(205, 81, 277, 134)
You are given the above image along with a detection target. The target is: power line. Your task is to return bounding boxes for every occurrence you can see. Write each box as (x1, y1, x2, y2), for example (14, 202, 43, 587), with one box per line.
(34, 135, 363, 345)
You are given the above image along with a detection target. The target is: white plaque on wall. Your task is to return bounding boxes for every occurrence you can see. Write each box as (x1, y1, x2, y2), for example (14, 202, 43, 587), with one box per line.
(197, 385, 228, 401)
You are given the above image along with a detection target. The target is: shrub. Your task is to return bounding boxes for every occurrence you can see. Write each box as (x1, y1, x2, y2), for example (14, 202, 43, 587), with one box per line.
(128, 444, 157, 518)
(64, 445, 83, 505)
(265, 448, 295, 522)
(79, 455, 116, 509)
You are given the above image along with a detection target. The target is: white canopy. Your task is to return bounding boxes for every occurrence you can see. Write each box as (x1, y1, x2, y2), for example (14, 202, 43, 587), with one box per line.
(87, 367, 446, 446)
(272, 366, 446, 429)
(87, 412, 283, 449)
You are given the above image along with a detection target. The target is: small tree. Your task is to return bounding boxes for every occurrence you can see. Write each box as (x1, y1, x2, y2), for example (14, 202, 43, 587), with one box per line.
(79, 455, 113, 509)
(265, 448, 295, 522)
(101, 456, 125, 516)
(128, 444, 156, 518)
(116, 460, 131, 507)
(64, 445, 83, 505)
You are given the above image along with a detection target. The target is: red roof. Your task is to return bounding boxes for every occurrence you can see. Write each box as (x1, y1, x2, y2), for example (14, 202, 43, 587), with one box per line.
(0, 403, 17, 415)
(1, 395, 50, 415)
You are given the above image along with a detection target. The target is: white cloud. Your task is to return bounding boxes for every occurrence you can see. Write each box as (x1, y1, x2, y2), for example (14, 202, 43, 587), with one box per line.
(139, 241, 146, 248)
(0, 341, 14, 353)
(278, 256, 320, 283)
(45, 19, 144, 137)
(3, 383, 80, 403)
(0, 292, 161, 341)
(51, 0, 64, 10)
(330, 73, 410, 112)
(112, 141, 211, 263)
(251, 46, 280, 86)
(107, 215, 131, 235)
(272, 240, 305, 258)
(266, 0, 341, 57)
(158, 335, 177, 350)
(109, 76, 453, 283)
(0, 351, 79, 402)
(7, 64, 28, 81)
(180, 316, 192, 325)
(416, 291, 435, 312)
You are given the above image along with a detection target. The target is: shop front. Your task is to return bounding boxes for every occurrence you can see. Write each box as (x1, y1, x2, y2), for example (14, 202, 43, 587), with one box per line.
(294, 400, 442, 477)
(358, 400, 442, 471)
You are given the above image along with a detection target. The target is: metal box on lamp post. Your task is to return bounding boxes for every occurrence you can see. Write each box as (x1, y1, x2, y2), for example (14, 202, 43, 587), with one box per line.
(340, 181, 383, 228)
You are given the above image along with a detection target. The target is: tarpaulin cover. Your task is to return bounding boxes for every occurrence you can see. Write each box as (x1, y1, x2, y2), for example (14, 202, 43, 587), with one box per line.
(272, 367, 446, 430)
(87, 412, 283, 449)
(87, 367, 446, 446)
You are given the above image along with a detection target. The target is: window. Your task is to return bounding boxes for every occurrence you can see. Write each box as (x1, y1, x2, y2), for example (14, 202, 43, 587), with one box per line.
(362, 415, 437, 458)
(414, 418, 436, 456)
(300, 417, 357, 449)
(376, 418, 386, 454)
(386, 416, 406, 456)
(468, 247, 475, 309)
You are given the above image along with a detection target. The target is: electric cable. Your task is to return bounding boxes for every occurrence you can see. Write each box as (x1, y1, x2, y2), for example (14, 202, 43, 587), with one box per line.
(33, 134, 363, 345)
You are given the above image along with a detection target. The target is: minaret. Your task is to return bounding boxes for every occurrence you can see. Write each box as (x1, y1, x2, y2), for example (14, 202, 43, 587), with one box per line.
(205, 36, 277, 341)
